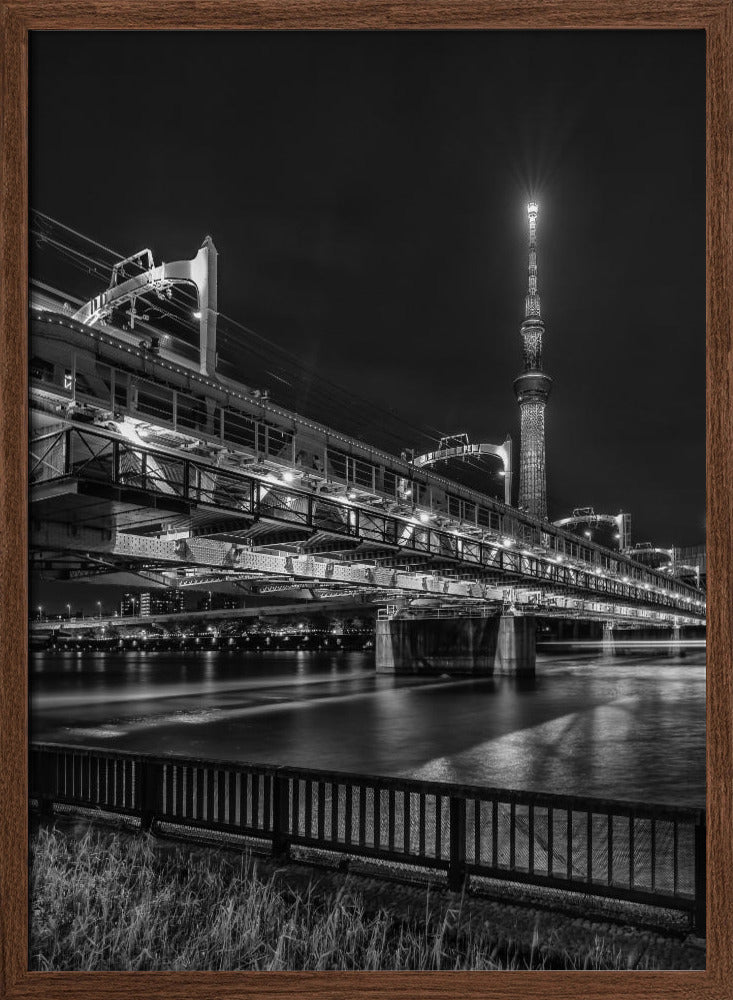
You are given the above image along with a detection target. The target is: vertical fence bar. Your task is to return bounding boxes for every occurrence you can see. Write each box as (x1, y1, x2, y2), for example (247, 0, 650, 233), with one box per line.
(693, 819, 706, 937)
(217, 771, 226, 825)
(317, 781, 326, 843)
(374, 786, 382, 850)
(629, 815, 635, 888)
(271, 772, 290, 860)
(165, 764, 175, 817)
(388, 789, 396, 851)
(331, 782, 339, 843)
(240, 773, 249, 829)
(36, 750, 54, 819)
(509, 800, 516, 870)
(474, 800, 481, 866)
(99, 756, 109, 808)
(448, 796, 466, 891)
(73, 754, 82, 799)
(252, 772, 261, 830)
(196, 769, 205, 821)
(528, 804, 535, 873)
(263, 773, 272, 832)
(304, 779, 313, 839)
(419, 793, 426, 857)
(359, 785, 366, 847)
(184, 765, 193, 819)
(206, 769, 215, 823)
(115, 758, 124, 808)
(291, 777, 300, 838)
(345, 783, 353, 847)
(435, 795, 442, 860)
(492, 799, 498, 867)
(139, 759, 161, 832)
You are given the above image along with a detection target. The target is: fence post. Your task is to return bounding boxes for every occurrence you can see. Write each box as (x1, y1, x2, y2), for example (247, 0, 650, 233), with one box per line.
(271, 771, 291, 861)
(693, 817, 706, 937)
(31, 749, 54, 821)
(139, 760, 161, 833)
(448, 796, 467, 891)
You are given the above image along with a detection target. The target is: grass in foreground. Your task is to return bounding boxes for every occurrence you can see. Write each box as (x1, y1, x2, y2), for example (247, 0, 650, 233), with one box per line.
(31, 822, 671, 971)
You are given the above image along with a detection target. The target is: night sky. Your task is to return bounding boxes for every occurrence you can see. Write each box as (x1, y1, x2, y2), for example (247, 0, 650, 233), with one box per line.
(30, 30, 705, 552)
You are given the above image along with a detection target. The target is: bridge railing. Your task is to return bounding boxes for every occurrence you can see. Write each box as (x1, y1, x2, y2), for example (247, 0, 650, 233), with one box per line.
(30, 742, 705, 935)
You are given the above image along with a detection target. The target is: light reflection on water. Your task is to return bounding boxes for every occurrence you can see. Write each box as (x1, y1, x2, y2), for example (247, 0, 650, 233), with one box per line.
(29, 648, 705, 807)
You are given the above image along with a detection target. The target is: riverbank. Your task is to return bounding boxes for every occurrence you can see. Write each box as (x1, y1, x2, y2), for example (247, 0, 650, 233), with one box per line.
(30, 819, 704, 971)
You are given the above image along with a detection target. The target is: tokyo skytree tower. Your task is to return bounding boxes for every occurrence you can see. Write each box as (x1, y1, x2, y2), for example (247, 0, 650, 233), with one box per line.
(513, 202, 552, 520)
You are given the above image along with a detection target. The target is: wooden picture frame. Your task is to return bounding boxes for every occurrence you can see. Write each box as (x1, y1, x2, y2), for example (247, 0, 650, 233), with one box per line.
(1, 2, 730, 997)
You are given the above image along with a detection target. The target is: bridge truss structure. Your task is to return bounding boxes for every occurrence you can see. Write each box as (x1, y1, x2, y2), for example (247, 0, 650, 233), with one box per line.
(29, 239, 706, 631)
(30, 419, 704, 628)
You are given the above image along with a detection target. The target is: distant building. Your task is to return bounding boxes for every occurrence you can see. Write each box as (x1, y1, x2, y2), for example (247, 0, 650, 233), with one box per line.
(121, 589, 184, 617)
(120, 592, 138, 617)
(197, 592, 241, 611)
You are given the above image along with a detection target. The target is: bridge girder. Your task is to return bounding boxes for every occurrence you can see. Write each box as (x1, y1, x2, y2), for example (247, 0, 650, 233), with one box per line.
(30, 520, 703, 628)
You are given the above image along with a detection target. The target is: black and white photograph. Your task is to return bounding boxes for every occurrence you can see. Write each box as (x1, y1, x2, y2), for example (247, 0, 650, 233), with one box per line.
(27, 29, 706, 972)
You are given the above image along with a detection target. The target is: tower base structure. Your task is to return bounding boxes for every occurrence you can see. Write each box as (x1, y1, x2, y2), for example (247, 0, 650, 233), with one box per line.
(375, 615, 536, 677)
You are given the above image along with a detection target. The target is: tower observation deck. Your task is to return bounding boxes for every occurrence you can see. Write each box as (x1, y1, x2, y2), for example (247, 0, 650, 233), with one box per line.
(514, 202, 552, 520)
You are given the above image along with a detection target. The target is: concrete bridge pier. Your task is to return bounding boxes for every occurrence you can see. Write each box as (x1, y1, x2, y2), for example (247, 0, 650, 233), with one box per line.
(375, 614, 536, 677)
(602, 622, 616, 657)
(668, 624, 683, 657)
(496, 615, 536, 676)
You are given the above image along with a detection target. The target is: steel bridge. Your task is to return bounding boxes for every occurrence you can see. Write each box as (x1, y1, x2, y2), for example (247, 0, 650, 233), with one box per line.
(29, 238, 706, 650)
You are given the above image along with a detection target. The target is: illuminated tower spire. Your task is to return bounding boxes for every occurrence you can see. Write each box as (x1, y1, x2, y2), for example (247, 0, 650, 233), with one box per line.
(513, 202, 552, 519)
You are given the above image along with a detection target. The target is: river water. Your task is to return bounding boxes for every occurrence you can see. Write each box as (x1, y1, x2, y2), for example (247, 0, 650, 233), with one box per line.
(29, 649, 705, 808)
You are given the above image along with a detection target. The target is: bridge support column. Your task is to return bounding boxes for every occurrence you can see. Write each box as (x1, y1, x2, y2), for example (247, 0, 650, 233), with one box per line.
(602, 622, 616, 657)
(495, 615, 536, 677)
(669, 624, 683, 658)
(375, 614, 535, 677)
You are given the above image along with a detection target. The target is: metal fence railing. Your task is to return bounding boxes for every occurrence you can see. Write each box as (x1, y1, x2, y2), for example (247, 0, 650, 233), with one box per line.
(30, 742, 706, 935)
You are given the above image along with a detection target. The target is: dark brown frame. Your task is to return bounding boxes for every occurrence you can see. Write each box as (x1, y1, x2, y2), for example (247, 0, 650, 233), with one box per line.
(1, 2, 730, 997)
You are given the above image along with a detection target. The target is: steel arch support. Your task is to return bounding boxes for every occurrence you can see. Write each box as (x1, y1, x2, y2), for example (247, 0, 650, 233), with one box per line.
(413, 436, 513, 506)
(72, 237, 218, 377)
